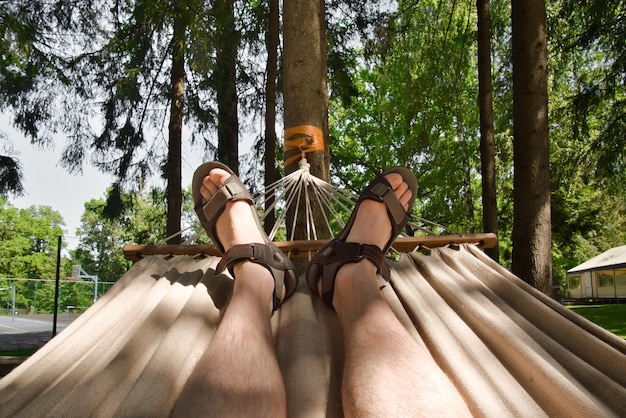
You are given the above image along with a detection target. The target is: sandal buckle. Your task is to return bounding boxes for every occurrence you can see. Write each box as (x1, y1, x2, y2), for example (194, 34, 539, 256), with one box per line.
(331, 241, 365, 263)
(369, 182, 391, 200)
(250, 243, 268, 261)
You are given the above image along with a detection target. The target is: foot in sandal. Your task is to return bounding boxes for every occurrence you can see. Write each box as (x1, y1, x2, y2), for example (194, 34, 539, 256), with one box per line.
(192, 162, 297, 312)
(306, 167, 418, 308)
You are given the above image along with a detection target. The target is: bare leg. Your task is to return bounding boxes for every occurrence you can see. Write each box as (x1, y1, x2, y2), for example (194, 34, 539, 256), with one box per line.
(332, 174, 471, 417)
(172, 169, 286, 417)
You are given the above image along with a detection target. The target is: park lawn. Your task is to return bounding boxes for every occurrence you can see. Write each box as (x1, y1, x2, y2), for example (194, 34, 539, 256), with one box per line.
(567, 304, 626, 339)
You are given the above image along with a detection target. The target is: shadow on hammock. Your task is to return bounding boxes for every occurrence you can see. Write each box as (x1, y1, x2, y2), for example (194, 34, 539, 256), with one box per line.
(1, 243, 625, 417)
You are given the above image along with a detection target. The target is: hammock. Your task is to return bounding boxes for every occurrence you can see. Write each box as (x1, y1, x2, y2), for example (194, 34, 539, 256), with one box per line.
(1, 164, 625, 417)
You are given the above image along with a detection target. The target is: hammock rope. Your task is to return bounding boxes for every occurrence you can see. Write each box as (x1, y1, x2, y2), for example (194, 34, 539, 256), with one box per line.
(255, 158, 356, 243)
(252, 158, 459, 252)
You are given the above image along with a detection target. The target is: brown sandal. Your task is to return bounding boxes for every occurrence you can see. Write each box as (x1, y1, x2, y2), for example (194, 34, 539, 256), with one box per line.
(192, 162, 297, 311)
(305, 167, 418, 307)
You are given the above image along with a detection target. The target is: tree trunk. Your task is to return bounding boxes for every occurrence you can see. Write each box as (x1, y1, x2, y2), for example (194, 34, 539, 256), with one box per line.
(215, 0, 239, 173)
(264, 0, 279, 235)
(511, 0, 553, 295)
(166, 0, 185, 244)
(456, 112, 475, 234)
(477, 0, 499, 261)
(283, 0, 330, 243)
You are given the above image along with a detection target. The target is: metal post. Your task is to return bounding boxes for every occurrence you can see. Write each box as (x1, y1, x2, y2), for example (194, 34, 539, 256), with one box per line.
(11, 285, 16, 322)
(34, 280, 38, 314)
(53, 236, 62, 337)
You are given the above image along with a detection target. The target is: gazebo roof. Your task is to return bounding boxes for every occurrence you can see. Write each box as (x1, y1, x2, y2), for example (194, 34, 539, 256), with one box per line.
(567, 245, 626, 274)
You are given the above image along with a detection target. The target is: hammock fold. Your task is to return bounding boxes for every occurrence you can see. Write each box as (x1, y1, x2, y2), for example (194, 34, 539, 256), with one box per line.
(1, 244, 625, 417)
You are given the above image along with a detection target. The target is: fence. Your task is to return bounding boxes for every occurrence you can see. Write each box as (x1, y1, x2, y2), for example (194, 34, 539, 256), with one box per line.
(0, 278, 115, 315)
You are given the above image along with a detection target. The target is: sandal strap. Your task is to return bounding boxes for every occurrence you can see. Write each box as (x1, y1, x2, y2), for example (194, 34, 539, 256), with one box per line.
(202, 175, 253, 241)
(314, 240, 390, 307)
(216, 243, 294, 311)
(362, 179, 409, 239)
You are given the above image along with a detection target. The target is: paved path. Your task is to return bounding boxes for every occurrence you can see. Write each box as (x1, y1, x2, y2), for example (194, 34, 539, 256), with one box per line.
(0, 315, 76, 351)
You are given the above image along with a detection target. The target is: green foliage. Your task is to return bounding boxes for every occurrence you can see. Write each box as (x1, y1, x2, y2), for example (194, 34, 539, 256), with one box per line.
(71, 186, 173, 282)
(0, 133, 24, 195)
(549, 0, 626, 189)
(0, 198, 64, 279)
(328, 0, 624, 281)
(0, 198, 75, 313)
(547, 0, 626, 289)
(69, 184, 200, 282)
(329, 0, 483, 235)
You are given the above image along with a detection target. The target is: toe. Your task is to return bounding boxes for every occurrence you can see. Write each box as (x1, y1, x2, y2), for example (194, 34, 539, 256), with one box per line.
(398, 188, 412, 211)
(384, 173, 411, 211)
(385, 173, 404, 189)
(200, 168, 232, 203)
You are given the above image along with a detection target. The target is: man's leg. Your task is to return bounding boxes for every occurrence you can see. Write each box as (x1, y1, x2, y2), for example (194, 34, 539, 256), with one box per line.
(172, 168, 286, 417)
(332, 175, 472, 417)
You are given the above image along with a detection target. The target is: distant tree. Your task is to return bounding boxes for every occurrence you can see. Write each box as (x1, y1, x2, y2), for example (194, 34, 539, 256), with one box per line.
(72, 187, 170, 282)
(71, 185, 199, 282)
(511, 0, 553, 294)
(551, 0, 626, 189)
(0, 198, 65, 279)
(0, 198, 67, 312)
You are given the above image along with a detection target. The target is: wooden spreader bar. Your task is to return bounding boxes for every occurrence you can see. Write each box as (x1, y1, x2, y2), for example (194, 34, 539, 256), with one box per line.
(123, 233, 497, 262)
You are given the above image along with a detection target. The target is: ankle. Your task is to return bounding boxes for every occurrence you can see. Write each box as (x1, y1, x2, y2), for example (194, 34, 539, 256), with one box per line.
(332, 261, 381, 311)
(232, 261, 276, 314)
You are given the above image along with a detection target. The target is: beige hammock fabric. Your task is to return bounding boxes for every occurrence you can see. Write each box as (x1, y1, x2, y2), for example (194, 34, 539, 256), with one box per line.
(1, 244, 625, 417)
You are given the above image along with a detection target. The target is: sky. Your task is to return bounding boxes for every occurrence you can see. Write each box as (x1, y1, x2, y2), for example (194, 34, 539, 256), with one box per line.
(2, 113, 114, 248)
(1, 112, 209, 250)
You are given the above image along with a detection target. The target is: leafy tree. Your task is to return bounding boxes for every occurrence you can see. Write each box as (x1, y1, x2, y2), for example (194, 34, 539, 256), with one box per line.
(551, 175, 626, 289)
(0, 0, 92, 195)
(0, 198, 65, 279)
(71, 185, 200, 282)
(547, 0, 626, 288)
(72, 188, 163, 282)
(0, 133, 23, 196)
(0, 0, 244, 243)
(550, 0, 626, 189)
(329, 0, 482, 235)
(0, 198, 68, 312)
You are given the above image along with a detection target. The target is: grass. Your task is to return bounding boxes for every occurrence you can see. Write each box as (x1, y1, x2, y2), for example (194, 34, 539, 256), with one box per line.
(567, 304, 626, 339)
(0, 348, 39, 357)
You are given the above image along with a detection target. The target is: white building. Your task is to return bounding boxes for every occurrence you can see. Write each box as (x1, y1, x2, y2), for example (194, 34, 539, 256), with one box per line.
(566, 245, 626, 300)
